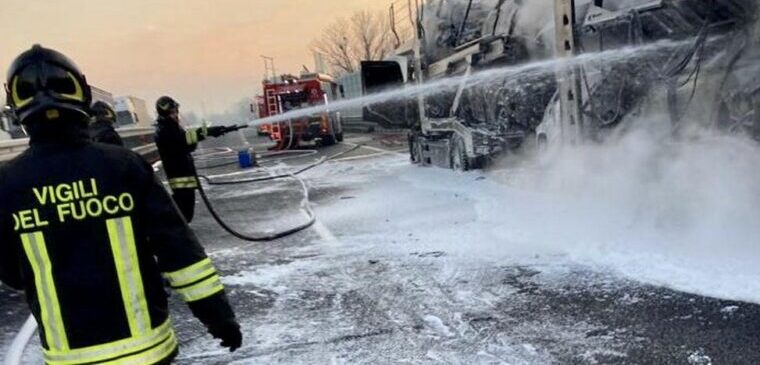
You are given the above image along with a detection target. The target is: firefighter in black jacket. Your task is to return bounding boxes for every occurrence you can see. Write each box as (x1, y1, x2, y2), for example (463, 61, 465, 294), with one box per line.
(89, 100, 124, 146)
(154, 96, 233, 222)
(0, 45, 242, 364)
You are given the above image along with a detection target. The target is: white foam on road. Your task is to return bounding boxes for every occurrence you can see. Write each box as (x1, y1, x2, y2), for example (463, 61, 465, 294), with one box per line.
(310, 127, 760, 304)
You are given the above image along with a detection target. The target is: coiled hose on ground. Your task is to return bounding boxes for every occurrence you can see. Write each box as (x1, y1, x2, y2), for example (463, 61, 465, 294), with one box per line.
(194, 144, 360, 242)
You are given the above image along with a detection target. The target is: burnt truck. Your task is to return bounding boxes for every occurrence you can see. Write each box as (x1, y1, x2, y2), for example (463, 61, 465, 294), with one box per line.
(361, 0, 758, 170)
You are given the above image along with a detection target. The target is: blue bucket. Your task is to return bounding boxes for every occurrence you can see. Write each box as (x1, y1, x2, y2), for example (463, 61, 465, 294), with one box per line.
(238, 149, 254, 169)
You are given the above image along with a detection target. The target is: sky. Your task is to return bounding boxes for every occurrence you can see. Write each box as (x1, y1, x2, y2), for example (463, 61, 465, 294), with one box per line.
(0, 0, 390, 116)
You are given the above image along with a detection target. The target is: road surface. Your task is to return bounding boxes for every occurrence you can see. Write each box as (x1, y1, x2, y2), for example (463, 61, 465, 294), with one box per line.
(2, 131, 759, 364)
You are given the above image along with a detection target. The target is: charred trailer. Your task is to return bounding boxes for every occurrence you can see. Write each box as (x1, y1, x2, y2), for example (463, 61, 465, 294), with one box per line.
(363, 0, 760, 171)
(541, 0, 760, 146)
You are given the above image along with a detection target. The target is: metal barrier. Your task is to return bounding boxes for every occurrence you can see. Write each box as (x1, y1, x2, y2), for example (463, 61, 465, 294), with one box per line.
(0, 127, 157, 163)
(0, 139, 30, 162)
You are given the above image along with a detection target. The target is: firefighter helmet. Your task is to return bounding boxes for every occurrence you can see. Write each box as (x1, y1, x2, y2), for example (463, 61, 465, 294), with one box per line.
(91, 100, 117, 125)
(156, 96, 180, 118)
(5, 44, 92, 125)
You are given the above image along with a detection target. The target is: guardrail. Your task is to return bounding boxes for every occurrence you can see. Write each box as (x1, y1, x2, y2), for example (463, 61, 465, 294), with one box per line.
(0, 127, 157, 163)
(0, 139, 30, 162)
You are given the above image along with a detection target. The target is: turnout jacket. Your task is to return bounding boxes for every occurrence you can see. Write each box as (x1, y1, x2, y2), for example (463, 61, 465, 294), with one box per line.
(90, 120, 124, 147)
(0, 129, 235, 364)
(154, 118, 206, 191)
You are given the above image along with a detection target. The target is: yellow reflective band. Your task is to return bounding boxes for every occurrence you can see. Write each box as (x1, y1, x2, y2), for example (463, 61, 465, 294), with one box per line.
(21, 231, 69, 351)
(185, 129, 198, 145)
(11, 76, 34, 108)
(110, 331, 177, 365)
(169, 182, 197, 189)
(168, 177, 198, 190)
(44, 320, 175, 365)
(174, 274, 224, 302)
(57, 72, 85, 102)
(168, 177, 197, 182)
(168, 177, 196, 183)
(169, 182, 198, 189)
(107, 217, 151, 336)
(163, 258, 215, 287)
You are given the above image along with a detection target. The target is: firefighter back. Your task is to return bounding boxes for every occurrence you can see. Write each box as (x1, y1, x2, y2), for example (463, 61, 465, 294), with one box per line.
(0, 143, 172, 354)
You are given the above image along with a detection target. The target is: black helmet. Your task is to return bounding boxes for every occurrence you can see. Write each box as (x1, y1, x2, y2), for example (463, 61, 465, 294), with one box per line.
(5, 44, 92, 124)
(91, 100, 117, 124)
(156, 96, 179, 118)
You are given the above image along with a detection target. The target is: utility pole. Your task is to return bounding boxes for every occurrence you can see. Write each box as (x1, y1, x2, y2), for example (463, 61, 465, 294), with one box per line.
(554, 0, 584, 144)
(411, 0, 426, 126)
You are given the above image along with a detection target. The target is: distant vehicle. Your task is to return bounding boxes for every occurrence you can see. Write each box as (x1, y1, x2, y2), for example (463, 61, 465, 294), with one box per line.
(114, 96, 152, 127)
(1, 108, 11, 140)
(0, 107, 24, 140)
(256, 73, 344, 149)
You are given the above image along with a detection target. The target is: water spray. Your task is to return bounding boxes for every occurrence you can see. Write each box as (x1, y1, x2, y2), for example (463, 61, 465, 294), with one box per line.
(246, 38, 696, 130)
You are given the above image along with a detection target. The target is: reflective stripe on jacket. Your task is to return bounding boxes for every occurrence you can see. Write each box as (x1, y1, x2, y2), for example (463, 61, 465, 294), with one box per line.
(168, 176, 199, 190)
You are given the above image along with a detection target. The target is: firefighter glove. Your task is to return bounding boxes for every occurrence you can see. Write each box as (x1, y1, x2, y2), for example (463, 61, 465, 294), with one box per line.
(208, 319, 243, 352)
(206, 126, 230, 138)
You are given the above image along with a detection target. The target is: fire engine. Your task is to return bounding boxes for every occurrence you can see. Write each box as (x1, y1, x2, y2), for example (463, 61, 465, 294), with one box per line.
(256, 72, 344, 149)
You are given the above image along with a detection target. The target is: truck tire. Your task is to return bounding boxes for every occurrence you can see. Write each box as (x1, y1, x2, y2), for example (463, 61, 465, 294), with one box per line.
(321, 135, 336, 146)
(450, 135, 469, 171)
(336, 132, 344, 142)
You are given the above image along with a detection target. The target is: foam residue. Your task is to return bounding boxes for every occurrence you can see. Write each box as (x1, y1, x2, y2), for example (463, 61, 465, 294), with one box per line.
(308, 122, 760, 303)
(501, 115, 760, 301)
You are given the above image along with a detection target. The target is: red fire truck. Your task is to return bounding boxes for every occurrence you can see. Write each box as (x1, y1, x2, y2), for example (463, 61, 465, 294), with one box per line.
(256, 73, 343, 149)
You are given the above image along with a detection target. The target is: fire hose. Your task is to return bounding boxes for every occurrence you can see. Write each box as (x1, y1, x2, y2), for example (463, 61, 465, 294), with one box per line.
(194, 143, 360, 242)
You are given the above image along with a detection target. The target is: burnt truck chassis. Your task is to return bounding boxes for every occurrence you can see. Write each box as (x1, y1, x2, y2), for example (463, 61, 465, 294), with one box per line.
(363, 0, 758, 171)
(410, 33, 554, 170)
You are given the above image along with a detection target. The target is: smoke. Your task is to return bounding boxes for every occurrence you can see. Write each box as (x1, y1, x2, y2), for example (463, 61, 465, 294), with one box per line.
(183, 97, 254, 127)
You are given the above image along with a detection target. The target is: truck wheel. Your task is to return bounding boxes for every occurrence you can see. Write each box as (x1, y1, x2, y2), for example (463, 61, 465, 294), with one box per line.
(335, 132, 344, 142)
(321, 135, 336, 146)
(450, 136, 469, 171)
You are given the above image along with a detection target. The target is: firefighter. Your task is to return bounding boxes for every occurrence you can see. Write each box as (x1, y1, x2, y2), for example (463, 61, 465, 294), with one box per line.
(154, 96, 233, 222)
(89, 100, 124, 146)
(0, 45, 242, 364)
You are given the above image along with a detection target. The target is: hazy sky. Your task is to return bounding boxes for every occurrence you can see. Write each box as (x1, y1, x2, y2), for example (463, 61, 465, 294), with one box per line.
(0, 0, 389, 116)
